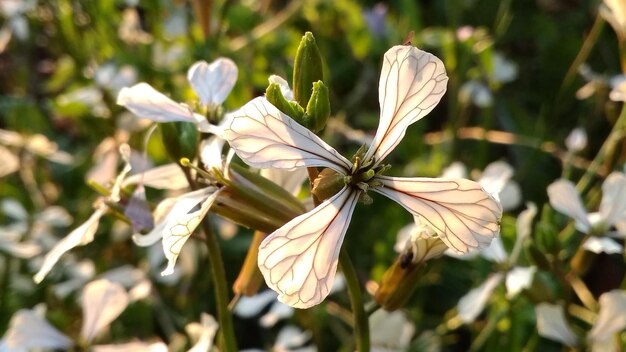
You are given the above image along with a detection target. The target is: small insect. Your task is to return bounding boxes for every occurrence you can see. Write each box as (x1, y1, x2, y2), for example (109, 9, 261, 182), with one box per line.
(402, 31, 415, 45)
(399, 250, 414, 269)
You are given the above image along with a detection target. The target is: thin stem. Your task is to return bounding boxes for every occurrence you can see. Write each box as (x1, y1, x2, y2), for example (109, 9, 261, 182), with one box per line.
(577, 104, 626, 193)
(339, 249, 370, 352)
(182, 166, 238, 351)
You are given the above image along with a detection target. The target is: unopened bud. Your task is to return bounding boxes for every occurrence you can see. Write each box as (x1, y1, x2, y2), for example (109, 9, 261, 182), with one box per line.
(304, 81, 330, 132)
(293, 32, 324, 108)
(265, 83, 305, 121)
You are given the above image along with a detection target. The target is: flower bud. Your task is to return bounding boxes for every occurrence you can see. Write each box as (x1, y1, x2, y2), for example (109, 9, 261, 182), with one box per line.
(305, 81, 330, 133)
(233, 230, 265, 296)
(293, 32, 324, 108)
(265, 83, 305, 121)
(160, 121, 198, 163)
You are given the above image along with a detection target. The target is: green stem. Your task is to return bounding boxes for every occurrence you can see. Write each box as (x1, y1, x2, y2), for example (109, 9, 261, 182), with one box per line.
(182, 167, 238, 351)
(339, 249, 370, 352)
(577, 104, 626, 193)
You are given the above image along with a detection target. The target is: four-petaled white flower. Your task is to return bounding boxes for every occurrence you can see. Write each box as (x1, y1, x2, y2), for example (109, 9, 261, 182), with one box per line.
(223, 45, 503, 308)
(548, 172, 626, 254)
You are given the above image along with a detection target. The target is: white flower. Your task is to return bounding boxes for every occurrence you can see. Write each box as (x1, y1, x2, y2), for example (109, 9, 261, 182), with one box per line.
(117, 57, 237, 133)
(547, 172, 626, 253)
(394, 217, 448, 264)
(33, 145, 132, 283)
(223, 45, 502, 308)
(185, 313, 218, 352)
(369, 309, 415, 352)
(600, 0, 626, 41)
(0, 307, 73, 351)
(456, 203, 537, 323)
(81, 279, 130, 342)
(565, 127, 587, 153)
(536, 290, 626, 350)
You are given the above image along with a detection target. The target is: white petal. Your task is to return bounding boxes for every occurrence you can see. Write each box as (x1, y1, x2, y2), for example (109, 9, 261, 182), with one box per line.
(187, 58, 238, 106)
(1, 198, 27, 221)
(93, 341, 168, 352)
(258, 186, 359, 308)
(2, 309, 73, 350)
(600, 172, 626, 225)
(260, 168, 308, 196)
(0, 145, 19, 177)
(260, 302, 294, 328)
(274, 325, 312, 350)
(565, 127, 587, 152)
(132, 197, 178, 247)
(123, 163, 188, 190)
(0, 240, 41, 258)
(590, 290, 626, 343)
(117, 83, 196, 123)
(478, 161, 514, 196)
(364, 45, 448, 165)
(81, 279, 130, 342)
(33, 208, 106, 283)
(479, 237, 507, 263)
(509, 202, 537, 263)
(457, 273, 503, 323)
(583, 237, 623, 254)
(233, 290, 278, 318)
(369, 309, 415, 350)
(374, 176, 502, 253)
(161, 188, 220, 276)
(505, 266, 536, 298)
(186, 313, 218, 352)
(200, 135, 226, 170)
(222, 97, 351, 172)
(499, 182, 522, 211)
(535, 303, 578, 347)
(268, 75, 294, 101)
(440, 161, 467, 179)
(547, 179, 591, 232)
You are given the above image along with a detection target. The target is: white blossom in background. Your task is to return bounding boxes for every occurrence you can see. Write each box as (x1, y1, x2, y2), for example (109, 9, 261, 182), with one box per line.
(33, 145, 132, 283)
(547, 172, 626, 254)
(565, 127, 587, 153)
(0, 128, 74, 169)
(600, 0, 626, 41)
(0, 0, 35, 53)
(0, 199, 42, 259)
(92, 341, 168, 352)
(456, 203, 537, 323)
(94, 63, 138, 96)
(81, 279, 130, 342)
(223, 45, 502, 308)
(118, 7, 152, 45)
(536, 290, 626, 350)
(184, 313, 218, 352)
(0, 307, 73, 351)
(458, 52, 518, 108)
(369, 309, 415, 352)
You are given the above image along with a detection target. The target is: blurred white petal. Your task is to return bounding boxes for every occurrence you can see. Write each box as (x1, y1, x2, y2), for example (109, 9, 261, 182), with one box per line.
(589, 290, 626, 343)
(187, 58, 238, 106)
(493, 53, 518, 83)
(364, 45, 448, 165)
(33, 207, 106, 283)
(161, 188, 220, 276)
(369, 309, 415, 351)
(1, 309, 73, 350)
(457, 273, 503, 323)
(1, 199, 27, 221)
(123, 163, 188, 190)
(0, 145, 19, 177)
(222, 97, 352, 172)
(459, 80, 493, 107)
(260, 302, 294, 328)
(600, 172, 626, 225)
(233, 290, 277, 318)
(478, 161, 514, 198)
(565, 127, 587, 152)
(81, 279, 130, 342)
(258, 187, 358, 308)
(274, 326, 312, 350)
(441, 162, 468, 179)
(37, 206, 73, 228)
(186, 313, 218, 352)
(535, 303, 577, 347)
(505, 266, 536, 298)
(547, 179, 591, 232)
(509, 202, 537, 263)
(132, 197, 178, 247)
(93, 341, 168, 352)
(479, 237, 507, 263)
(117, 83, 196, 123)
(0, 240, 41, 259)
(583, 237, 623, 254)
(374, 176, 502, 254)
(200, 135, 226, 170)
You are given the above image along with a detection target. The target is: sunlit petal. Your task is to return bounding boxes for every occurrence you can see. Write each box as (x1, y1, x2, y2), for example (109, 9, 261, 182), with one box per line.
(260, 302, 294, 328)
(123, 163, 188, 190)
(547, 179, 591, 232)
(260, 168, 308, 196)
(583, 237, 623, 254)
(222, 97, 351, 172)
(600, 172, 626, 225)
(117, 83, 196, 123)
(535, 303, 578, 347)
(0, 145, 19, 177)
(477, 161, 514, 197)
(93, 341, 168, 352)
(187, 58, 238, 106)
(268, 75, 294, 101)
(369, 310, 415, 350)
(457, 273, 503, 323)
(505, 266, 536, 298)
(186, 313, 218, 352)
(479, 237, 507, 263)
(233, 290, 278, 318)
(589, 290, 626, 343)
(81, 279, 130, 342)
(258, 186, 359, 308)
(33, 207, 106, 283)
(374, 176, 502, 253)
(161, 188, 220, 276)
(2, 309, 73, 350)
(200, 135, 226, 170)
(365, 45, 448, 165)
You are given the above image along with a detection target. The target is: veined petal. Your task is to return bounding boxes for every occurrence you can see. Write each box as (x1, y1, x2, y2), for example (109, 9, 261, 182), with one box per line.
(117, 83, 196, 123)
(364, 45, 448, 165)
(535, 303, 578, 347)
(33, 207, 106, 283)
(547, 179, 591, 232)
(374, 176, 502, 254)
(123, 163, 188, 190)
(161, 188, 220, 276)
(187, 58, 238, 106)
(258, 186, 359, 308)
(600, 172, 626, 225)
(222, 97, 351, 173)
(589, 290, 626, 343)
(81, 279, 130, 342)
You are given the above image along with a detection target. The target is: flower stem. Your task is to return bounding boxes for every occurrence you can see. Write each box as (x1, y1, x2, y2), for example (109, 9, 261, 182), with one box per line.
(339, 248, 370, 352)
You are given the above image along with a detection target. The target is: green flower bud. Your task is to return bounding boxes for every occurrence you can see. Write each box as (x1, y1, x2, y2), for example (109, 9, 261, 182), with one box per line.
(293, 32, 324, 108)
(305, 81, 330, 133)
(311, 168, 346, 202)
(265, 83, 305, 121)
(160, 121, 198, 163)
